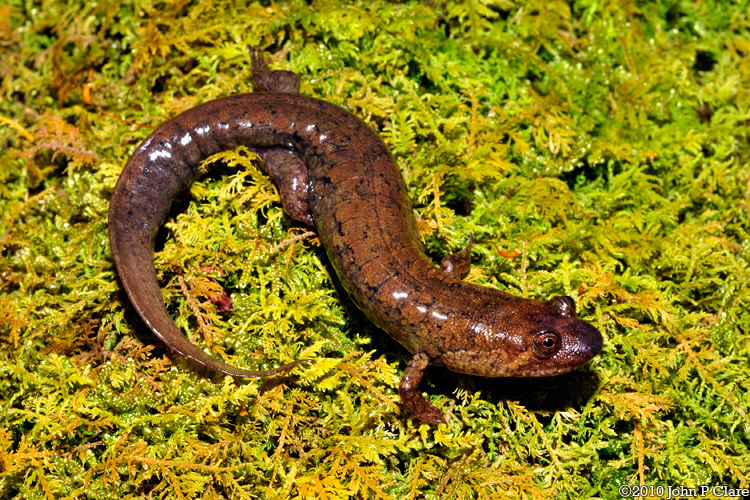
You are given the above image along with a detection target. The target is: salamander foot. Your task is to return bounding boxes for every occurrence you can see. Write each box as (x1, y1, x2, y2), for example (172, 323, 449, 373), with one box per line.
(399, 352, 446, 424)
(439, 236, 473, 279)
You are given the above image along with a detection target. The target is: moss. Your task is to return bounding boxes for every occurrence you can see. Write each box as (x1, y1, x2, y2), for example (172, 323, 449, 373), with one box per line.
(1, 0, 749, 498)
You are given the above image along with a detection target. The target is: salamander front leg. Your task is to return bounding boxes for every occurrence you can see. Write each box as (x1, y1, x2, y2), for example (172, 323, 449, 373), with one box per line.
(399, 352, 446, 424)
(439, 236, 473, 279)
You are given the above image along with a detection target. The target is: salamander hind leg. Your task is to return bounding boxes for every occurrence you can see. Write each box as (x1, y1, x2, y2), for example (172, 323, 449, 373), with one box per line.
(257, 149, 314, 226)
(399, 352, 446, 424)
(439, 236, 473, 279)
(249, 47, 312, 225)
(249, 46, 300, 94)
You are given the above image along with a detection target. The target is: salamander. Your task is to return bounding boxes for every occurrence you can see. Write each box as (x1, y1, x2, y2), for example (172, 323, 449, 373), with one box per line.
(108, 48, 603, 424)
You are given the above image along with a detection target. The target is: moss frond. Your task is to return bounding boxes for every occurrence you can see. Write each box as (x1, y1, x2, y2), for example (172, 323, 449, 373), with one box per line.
(1, 0, 748, 497)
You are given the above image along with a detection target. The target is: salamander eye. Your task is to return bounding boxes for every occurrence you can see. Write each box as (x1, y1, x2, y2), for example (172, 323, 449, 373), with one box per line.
(533, 331, 561, 357)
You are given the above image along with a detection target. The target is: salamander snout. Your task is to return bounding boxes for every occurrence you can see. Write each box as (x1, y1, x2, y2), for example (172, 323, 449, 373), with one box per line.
(572, 318, 603, 360)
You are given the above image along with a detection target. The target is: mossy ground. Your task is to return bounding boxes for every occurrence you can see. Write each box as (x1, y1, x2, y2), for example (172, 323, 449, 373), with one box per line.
(1, 0, 749, 498)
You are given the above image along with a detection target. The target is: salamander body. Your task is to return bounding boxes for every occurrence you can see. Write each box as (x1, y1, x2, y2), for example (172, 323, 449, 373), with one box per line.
(108, 49, 602, 423)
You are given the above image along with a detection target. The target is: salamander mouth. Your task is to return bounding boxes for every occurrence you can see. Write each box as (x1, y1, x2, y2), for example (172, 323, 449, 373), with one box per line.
(512, 358, 595, 377)
(437, 334, 602, 378)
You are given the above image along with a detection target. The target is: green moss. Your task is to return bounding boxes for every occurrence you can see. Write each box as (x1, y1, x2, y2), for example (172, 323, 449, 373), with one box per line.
(1, 0, 749, 498)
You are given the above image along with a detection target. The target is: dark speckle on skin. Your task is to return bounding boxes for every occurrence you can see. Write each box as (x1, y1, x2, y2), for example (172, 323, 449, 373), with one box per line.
(108, 48, 603, 424)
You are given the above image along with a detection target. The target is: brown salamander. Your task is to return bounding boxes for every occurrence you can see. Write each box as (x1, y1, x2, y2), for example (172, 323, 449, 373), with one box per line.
(108, 48, 603, 423)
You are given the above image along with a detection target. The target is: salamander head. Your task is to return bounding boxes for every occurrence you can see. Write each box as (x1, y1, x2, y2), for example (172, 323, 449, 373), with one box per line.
(519, 295, 603, 376)
(439, 295, 603, 378)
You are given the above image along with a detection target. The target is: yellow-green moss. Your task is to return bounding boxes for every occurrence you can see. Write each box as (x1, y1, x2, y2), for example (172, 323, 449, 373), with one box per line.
(1, 0, 749, 498)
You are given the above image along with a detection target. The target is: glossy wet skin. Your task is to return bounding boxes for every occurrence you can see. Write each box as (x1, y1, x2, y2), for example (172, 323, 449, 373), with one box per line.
(108, 49, 603, 423)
